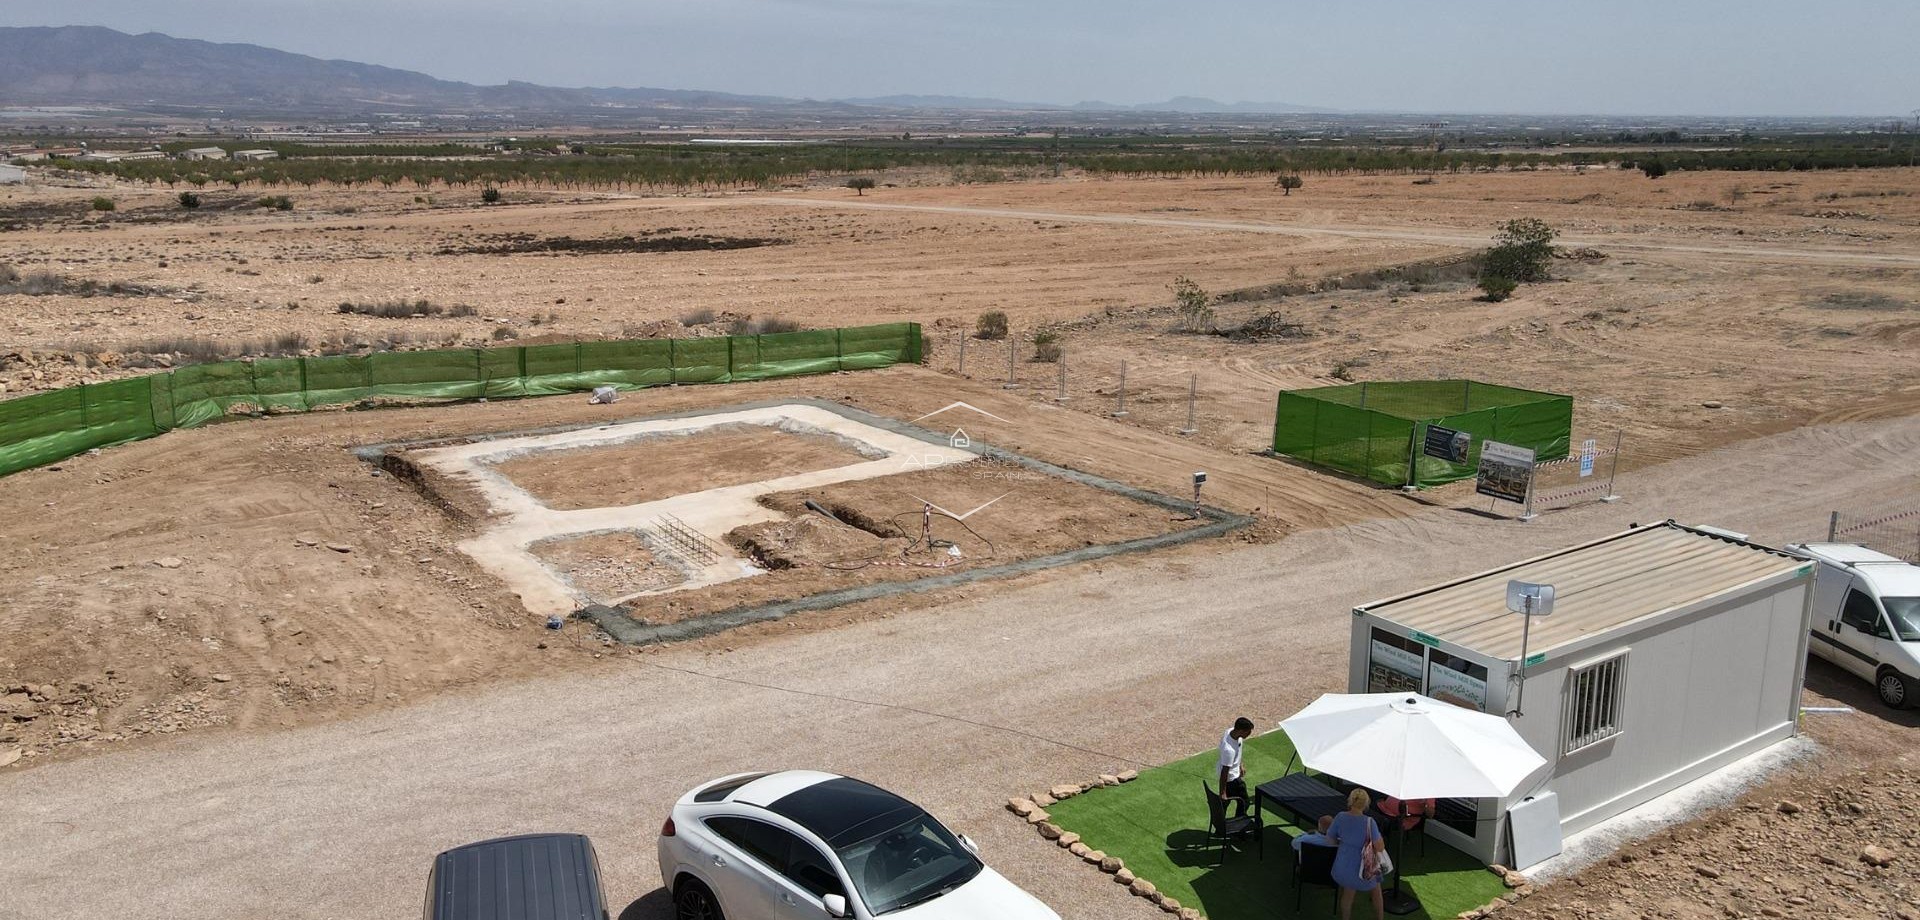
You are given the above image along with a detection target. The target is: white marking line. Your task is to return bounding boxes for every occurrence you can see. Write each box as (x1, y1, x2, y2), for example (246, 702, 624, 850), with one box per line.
(410, 404, 975, 616)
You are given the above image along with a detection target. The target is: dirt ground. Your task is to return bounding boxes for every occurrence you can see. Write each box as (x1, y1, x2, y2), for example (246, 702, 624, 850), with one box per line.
(530, 531, 684, 603)
(611, 457, 1200, 624)
(487, 422, 876, 511)
(0, 367, 1355, 764)
(3, 168, 1920, 918)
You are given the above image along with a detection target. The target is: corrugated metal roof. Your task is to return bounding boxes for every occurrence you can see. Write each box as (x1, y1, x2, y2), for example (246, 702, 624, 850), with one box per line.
(1359, 522, 1804, 661)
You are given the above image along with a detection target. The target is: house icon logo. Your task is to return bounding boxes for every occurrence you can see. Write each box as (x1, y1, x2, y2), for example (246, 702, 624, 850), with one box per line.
(950, 428, 971, 449)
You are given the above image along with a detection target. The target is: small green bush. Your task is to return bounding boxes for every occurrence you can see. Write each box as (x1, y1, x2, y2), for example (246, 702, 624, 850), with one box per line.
(481, 187, 502, 204)
(177, 192, 201, 209)
(257, 195, 293, 211)
(90, 197, 115, 212)
(845, 177, 876, 195)
(1478, 274, 1518, 302)
(1031, 330, 1062, 363)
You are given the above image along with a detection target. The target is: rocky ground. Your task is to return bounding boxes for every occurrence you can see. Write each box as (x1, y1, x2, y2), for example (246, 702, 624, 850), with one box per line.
(1496, 768, 1918, 920)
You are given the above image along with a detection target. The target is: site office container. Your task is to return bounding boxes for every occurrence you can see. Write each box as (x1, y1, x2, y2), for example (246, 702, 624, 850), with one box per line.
(1345, 521, 1815, 867)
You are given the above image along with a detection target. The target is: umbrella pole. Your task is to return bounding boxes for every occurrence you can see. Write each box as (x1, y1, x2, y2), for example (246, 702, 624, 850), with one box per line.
(1381, 817, 1421, 915)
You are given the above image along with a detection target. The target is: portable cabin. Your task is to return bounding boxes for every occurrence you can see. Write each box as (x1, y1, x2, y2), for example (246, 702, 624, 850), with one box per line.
(1347, 521, 1814, 867)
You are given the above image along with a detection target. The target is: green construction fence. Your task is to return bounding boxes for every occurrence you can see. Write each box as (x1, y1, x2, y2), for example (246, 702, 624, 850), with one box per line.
(1272, 379, 1572, 488)
(0, 322, 924, 479)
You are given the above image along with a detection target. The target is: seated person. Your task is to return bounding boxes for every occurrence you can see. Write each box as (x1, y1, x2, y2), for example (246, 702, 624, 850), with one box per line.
(1293, 815, 1335, 851)
(1376, 795, 1436, 831)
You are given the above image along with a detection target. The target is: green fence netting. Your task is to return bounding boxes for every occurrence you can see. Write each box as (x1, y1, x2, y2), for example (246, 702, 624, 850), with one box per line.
(1273, 380, 1572, 488)
(0, 322, 923, 479)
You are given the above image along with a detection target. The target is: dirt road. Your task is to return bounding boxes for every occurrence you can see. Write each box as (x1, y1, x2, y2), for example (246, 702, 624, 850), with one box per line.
(5, 408, 1916, 920)
(753, 196, 1920, 267)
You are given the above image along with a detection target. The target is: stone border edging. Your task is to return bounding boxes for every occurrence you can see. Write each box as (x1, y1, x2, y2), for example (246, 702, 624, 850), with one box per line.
(1005, 769, 1206, 918)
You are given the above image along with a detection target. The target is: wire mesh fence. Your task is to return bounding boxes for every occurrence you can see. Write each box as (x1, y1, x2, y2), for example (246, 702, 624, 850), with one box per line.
(1827, 499, 1920, 562)
(1521, 432, 1624, 520)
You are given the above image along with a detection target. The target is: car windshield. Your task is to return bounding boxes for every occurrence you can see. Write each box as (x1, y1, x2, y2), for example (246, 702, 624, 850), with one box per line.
(1885, 596, 1920, 642)
(833, 811, 982, 915)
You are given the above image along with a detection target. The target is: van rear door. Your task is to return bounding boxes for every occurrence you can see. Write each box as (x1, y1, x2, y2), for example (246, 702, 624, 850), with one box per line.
(1809, 561, 1853, 666)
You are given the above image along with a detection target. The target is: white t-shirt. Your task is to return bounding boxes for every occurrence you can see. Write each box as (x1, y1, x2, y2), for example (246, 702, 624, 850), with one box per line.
(1218, 729, 1244, 783)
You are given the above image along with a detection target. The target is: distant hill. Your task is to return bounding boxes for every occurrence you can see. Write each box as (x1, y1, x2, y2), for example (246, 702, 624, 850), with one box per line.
(0, 25, 1333, 118)
(0, 26, 803, 112)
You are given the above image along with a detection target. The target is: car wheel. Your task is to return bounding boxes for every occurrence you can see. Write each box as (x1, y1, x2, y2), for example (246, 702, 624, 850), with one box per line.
(1877, 668, 1911, 709)
(675, 879, 725, 920)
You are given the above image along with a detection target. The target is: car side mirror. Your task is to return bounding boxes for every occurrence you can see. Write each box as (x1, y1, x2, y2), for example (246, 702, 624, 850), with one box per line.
(957, 834, 980, 856)
(822, 893, 850, 918)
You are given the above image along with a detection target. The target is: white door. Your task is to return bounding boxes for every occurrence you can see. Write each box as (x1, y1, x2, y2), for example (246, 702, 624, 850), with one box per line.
(773, 834, 853, 920)
(1832, 587, 1886, 680)
(702, 817, 786, 918)
(1808, 563, 1852, 666)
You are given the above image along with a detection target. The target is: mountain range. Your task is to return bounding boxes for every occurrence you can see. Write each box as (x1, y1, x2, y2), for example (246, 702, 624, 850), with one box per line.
(0, 26, 1330, 117)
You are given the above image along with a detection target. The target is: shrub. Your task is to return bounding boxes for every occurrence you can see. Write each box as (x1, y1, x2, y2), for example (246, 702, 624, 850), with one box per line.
(177, 192, 201, 209)
(1480, 218, 1558, 288)
(975, 310, 1009, 340)
(447, 303, 478, 317)
(1031, 330, 1062, 363)
(1171, 275, 1215, 332)
(728, 316, 803, 335)
(257, 195, 293, 211)
(1478, 274, 1518, 302)
(845, 177, 876, 196)
(337, 299, 443, 318)
(679, 308, 718, 326)
(90, 197, 115, 212)
(481, 187, 502, 204)
(1641, 159, 1668, 179)
(491, 326, 519, 340)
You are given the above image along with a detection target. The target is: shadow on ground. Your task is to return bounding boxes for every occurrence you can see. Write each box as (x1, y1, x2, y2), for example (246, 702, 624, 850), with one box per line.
(617, 888, 670, 920)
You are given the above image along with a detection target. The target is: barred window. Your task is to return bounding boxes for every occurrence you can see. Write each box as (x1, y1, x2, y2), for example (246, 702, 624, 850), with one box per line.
(1563, 653, 1628, 754)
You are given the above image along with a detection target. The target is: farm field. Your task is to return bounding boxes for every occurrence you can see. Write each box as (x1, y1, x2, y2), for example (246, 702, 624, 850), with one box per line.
(2, 166, 1919, 920)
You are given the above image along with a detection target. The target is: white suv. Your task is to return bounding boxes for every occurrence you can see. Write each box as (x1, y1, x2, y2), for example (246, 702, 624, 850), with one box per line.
(1789, 542, 1920, 708)
(658, 770, 1060, 920)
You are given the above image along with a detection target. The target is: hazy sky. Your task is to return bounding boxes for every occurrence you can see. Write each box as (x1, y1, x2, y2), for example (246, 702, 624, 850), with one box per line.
(4, 1, 1916, 116)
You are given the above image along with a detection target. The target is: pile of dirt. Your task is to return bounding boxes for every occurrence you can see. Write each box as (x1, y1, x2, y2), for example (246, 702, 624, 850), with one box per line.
(439, 233, 786, 256)
(1502, 767, 1919, 920)
(728, 513, 895, 569)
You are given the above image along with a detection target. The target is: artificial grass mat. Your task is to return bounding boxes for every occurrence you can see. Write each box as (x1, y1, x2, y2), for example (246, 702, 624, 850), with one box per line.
(1046, 731, 1506, 920)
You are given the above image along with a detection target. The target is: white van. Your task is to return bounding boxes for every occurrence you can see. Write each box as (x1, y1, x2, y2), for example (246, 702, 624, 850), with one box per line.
(1787, 543, 1920, 708)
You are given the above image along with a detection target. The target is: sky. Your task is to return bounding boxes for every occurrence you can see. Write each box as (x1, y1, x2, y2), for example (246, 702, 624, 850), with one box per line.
(3, 0, 1916, 116)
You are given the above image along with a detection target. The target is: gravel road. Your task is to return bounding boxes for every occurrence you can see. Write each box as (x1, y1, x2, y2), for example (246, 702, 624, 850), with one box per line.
(4, 412, 1916, 920)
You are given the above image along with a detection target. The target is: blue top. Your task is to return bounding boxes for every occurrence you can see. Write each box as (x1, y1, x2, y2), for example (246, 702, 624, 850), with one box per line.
(1328, 812, 1382, 892)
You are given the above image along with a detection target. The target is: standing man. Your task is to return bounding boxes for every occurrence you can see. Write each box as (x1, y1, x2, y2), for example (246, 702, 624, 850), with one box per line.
(1218, 716, 1255, 818)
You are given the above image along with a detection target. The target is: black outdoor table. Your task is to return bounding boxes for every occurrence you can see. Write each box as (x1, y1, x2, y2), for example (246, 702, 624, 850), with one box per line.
(1253, 773, 1347, 830)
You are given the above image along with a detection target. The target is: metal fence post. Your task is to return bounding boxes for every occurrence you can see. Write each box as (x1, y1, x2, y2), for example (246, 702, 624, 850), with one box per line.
(957, 331, 966, 375)
(1055, 352, 1069, 401)
(1828, 511, 1840, 542)
(1180, 373, 1197, 435)
(1112, 360, 1129, 418)
(1519, 468, 1538, 522)
(1602, 429, 1623, 502)
(1003, 332, 1021, 389)
(1403, 424, 1421, 491)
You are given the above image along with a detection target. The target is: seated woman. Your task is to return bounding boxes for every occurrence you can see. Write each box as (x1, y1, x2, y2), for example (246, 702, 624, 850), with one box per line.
(1327, 787, 1386, 920)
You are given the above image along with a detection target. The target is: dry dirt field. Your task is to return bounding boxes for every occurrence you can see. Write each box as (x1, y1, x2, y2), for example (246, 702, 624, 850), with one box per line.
(3, 167, 1920, 919)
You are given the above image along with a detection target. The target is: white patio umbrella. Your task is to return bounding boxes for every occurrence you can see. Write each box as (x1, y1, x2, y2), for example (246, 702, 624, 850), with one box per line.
(1279, 692, 1546, 800)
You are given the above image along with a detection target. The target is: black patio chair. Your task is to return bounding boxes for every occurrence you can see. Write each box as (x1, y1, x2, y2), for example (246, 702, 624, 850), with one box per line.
(1202, 782, 1263, 863)
(1293, 841, 1339, 914)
